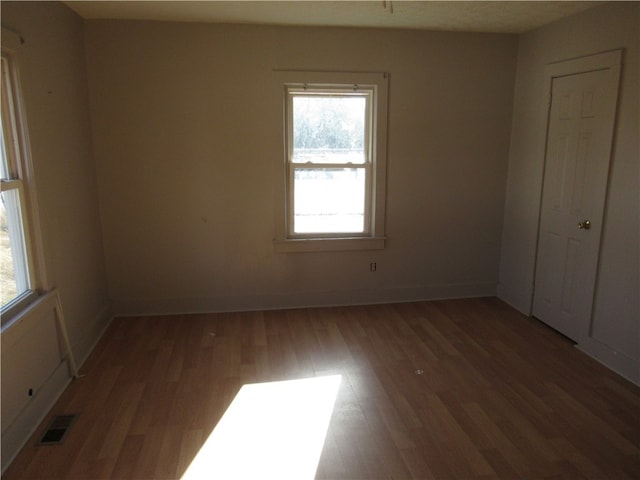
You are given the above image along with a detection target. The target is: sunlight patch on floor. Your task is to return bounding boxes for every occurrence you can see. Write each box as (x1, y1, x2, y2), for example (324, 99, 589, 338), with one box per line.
(181, 375, 342, 480)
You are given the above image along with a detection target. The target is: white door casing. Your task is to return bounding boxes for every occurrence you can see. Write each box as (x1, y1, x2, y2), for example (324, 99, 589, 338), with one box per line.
(533, 50, 622, 342)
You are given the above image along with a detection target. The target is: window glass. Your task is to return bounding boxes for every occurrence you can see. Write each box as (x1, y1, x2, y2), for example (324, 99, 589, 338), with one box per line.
(292, 95, 366, 165)
(287, 88, 372, 237)
(0, 196, 18, 305)
(293, 168, 365, 234)
(1, 52, 37, 321)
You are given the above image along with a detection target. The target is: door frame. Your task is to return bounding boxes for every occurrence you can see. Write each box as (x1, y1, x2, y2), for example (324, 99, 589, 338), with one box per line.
(531, 49, 622, 343)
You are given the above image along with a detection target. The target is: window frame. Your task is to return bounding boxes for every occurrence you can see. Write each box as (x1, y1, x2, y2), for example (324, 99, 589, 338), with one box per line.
(1, 28, 46, 327)
(287, 86, 373, 238)
(273, 70, 389, 253)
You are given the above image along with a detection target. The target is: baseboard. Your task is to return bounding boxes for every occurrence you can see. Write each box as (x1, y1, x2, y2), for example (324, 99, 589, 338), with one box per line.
(74, 302, 114, 367)
(0, 302, 113, 474)
(577, 337, 640, 386)
(496, 283, 533, 316)
(111, 282, 497, 317)
(1, 361, 71, 473)
(496, 285, 638, 385)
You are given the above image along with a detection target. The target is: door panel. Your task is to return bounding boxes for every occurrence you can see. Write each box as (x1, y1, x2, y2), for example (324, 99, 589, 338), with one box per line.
(533, 67, 619, 341)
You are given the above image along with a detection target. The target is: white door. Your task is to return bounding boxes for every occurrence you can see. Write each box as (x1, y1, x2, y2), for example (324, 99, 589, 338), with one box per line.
(533, 54, 621, 342)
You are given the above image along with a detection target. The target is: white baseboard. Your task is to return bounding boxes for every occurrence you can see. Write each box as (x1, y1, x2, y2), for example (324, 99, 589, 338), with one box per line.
(1, 361, 71, 472)
(1, 302, 113, 474)
(497, 287, 638, 385)
(577, 337, 640, 386)
(75, 302, 114, 367)
(496, 283, 533, 315)
(111, 282, 497, 316)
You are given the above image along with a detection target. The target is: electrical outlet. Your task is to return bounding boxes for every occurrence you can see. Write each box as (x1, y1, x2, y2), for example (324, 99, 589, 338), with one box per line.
(370, 262, 377, 272)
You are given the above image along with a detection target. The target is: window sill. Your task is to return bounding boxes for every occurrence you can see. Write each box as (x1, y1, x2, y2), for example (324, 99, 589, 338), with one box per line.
(1, 290, 43, 332)
(274, 236, 386, 253)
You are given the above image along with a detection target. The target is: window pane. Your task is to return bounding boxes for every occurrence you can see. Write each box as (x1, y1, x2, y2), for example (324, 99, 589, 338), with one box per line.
(1, 189, 30, 308)
(292, 96, 366, 165)
(293, 168, 365, 234)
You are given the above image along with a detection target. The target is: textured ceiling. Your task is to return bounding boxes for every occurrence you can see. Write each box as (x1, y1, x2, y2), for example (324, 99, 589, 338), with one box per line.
(64, 1, 602, 34)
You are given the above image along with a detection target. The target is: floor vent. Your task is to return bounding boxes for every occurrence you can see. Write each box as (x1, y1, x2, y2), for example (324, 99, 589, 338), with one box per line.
(38, 414, 78, 446)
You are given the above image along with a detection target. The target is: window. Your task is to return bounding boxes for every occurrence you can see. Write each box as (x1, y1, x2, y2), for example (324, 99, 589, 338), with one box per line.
(1, 32, 41, 325)
(274, 71, 388, 252)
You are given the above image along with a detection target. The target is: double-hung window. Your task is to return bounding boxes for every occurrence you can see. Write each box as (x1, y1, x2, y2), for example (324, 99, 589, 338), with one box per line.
(1, 31, 41, 325)
(274, 71, 389, 252)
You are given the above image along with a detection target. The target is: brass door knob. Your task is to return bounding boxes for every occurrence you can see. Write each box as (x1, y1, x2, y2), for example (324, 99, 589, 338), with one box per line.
(578, 220, 591, 230)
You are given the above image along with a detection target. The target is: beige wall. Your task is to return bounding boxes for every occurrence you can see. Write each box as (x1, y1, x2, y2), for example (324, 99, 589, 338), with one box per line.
(1, 0, 111, 357)
(1, 1, 111, 468)
(498, 2, 639, 382)
(84, 21, 518, 314)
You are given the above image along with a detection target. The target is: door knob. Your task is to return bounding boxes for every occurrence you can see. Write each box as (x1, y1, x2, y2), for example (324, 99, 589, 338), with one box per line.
(578, 220, 591, 230)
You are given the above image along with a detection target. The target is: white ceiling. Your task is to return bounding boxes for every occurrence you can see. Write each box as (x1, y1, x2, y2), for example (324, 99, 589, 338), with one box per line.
(64, 1, 602, 34)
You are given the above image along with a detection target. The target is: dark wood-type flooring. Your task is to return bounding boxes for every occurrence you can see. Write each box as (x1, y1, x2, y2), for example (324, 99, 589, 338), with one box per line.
(3, 298, 639, 479)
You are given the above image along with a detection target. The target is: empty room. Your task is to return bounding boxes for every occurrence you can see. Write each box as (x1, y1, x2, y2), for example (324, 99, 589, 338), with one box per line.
(1, 1, 638, 478)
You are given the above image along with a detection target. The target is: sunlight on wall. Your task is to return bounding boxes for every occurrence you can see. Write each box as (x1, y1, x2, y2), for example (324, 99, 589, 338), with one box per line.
(181, 375, 342, 480)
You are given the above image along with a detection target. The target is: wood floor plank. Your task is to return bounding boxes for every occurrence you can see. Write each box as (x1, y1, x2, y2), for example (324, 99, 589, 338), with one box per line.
(3, 298, 639, 479)
(110, 434, 144, 480)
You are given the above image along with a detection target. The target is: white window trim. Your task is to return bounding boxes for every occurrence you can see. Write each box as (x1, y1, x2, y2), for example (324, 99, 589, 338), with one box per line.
(1, 28, 48, 328)
(272, 70, 389, 253)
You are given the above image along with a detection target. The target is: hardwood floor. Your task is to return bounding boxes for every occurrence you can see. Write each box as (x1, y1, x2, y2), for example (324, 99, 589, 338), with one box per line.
(3, 298, 639, 479)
